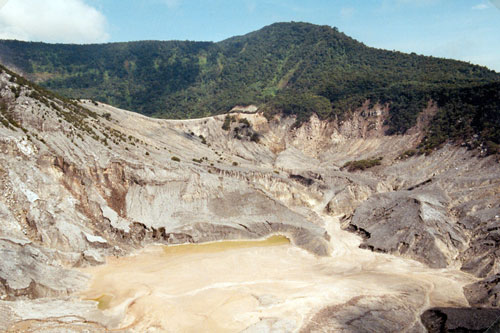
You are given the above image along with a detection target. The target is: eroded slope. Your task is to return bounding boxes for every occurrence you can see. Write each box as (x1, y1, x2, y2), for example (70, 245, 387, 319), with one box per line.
(0, 67, 499, 332)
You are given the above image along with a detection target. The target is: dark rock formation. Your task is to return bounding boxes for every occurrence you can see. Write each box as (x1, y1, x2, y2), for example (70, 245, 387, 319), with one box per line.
(421, 307, 500, 333)
(349, 187, 466, 268)
(464, 275, 500, 308)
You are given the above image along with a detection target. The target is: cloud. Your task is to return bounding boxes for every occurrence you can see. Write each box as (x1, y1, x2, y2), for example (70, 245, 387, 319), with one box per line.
(472, 3, 490, 10)
(0, 0, 109, 43)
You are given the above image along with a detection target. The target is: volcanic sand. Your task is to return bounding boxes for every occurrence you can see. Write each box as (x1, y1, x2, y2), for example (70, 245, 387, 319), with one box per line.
(79, 217, 476, 332)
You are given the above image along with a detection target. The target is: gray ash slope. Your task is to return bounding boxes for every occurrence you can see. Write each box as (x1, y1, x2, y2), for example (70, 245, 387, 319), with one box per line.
(0, 64, 499, 331)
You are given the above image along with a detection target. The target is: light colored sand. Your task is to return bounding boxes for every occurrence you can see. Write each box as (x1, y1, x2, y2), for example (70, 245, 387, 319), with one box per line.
(79, 219, 476, 332)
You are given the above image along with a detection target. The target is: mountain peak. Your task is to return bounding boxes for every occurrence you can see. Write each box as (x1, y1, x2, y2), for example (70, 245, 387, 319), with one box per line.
(0, 21, 498, 144)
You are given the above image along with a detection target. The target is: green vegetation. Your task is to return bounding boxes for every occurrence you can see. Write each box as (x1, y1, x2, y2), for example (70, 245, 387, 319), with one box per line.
(0, 63, 102, 139)
(171, 156, 180, 162)
(230, 117, 261, 142)
(0, 63, 138, 149)
(420, 82, 500, 154)
(399, 149, 418, 160)
(238, 118, 251, 127)
(250, 132, 260, 143)
(0, 100, 20, 129)
(198, 134, 207, 144)
(222, 115, 233, 130)
(343, 157, 383, 171)
(0, 22, 499, 152)
(262, 92, 332, 127)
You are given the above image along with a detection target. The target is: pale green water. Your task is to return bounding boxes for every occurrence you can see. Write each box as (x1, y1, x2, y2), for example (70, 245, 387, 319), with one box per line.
(91, 293, 114, 310)
(161, 235, 290, 256)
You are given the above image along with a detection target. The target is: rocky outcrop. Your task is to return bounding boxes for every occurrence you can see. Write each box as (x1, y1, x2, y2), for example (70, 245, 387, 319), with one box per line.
(0, 298, 118, 332)
(348, 187, 467, 268)
(344, 147, 500, 307)
(420, 307, 500, 333)
(300, 293, 428, 332)
(464, 275, 500, 308)
(0, 240, 88, 300)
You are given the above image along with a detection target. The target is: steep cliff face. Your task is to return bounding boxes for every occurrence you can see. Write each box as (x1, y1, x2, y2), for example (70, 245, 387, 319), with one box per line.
(0, 67, 499, 331)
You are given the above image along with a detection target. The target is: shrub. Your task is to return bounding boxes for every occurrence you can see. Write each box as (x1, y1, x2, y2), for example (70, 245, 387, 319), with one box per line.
(238, 118, 250, 127)
(250, 132, 261, 143)
(343, 157, 382, 171)
(222, 115, 232, 131)
(485, 141, 500, 155)
(171, 156, 180, 162)
(399, 149, 418, 159)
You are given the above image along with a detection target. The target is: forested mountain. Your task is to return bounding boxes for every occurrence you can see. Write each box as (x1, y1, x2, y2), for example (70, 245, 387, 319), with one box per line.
(0, 22, 499, 148)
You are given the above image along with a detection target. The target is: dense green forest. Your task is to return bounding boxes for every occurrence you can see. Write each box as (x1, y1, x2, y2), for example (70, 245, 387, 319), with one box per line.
(0, 22, 499, 150)
(421, 82, 500, 153)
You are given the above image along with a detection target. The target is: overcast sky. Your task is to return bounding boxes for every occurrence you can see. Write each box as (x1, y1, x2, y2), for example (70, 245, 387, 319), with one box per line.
(0, 0, 499, 72)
